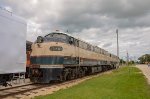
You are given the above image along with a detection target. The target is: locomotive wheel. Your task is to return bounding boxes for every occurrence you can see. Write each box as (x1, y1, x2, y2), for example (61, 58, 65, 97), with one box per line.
(81, 69, 85, 77)
(71, 69, 76, 79)
(59, 74, 63, 82)
(64, 72, 68, 81)
(62, 68, 71, 81)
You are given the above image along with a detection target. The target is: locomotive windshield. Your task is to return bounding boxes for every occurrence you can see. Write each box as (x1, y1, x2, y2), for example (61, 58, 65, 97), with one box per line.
(45, 33, 67, 39)
(44, 33, 69, 43)
(38, 32, 78, 46)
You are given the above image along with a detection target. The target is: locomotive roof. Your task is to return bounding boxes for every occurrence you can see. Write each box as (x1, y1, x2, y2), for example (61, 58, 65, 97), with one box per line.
(46, 32, 96, 46)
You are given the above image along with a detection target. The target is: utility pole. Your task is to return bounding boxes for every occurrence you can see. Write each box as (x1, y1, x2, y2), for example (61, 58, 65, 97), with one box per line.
(116, 29, 119, 68)
(116, 29, 119, 58)
(127, 51, 129, 66)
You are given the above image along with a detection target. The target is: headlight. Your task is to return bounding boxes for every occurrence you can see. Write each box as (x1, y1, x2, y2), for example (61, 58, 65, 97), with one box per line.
(37, 36, 43, 43)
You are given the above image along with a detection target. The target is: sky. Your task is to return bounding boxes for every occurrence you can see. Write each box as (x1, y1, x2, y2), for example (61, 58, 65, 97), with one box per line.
(0, 0, 150, 60)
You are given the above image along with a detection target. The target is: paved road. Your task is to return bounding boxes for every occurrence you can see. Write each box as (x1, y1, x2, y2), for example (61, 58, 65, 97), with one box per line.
(136, 64, 150, 84)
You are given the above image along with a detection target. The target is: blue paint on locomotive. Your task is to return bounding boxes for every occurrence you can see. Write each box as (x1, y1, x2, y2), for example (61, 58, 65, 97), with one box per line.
(31, 56, 115, 66)
(31, 56, 64, 65)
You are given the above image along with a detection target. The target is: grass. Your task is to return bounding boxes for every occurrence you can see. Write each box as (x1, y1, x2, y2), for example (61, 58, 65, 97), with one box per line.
(35, 66, 150, 99)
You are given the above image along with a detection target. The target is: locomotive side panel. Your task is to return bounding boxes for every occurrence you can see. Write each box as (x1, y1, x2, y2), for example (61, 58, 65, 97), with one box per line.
(31, 41, 119, 68)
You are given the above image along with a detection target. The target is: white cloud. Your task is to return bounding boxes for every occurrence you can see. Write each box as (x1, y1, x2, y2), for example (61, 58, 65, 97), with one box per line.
(0, 0, 150, 59)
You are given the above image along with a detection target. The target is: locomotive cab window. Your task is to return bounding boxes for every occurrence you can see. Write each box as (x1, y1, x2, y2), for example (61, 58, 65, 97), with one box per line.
(74, 39, 79, 47)
(68, 37, 74, 44)
(44, 33, 69, 43)
(45, 33, 67, 39)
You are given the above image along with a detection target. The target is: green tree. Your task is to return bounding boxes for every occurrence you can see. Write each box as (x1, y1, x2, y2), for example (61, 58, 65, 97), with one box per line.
(120, 59, 126, 65)
(138, 54, 150, 64)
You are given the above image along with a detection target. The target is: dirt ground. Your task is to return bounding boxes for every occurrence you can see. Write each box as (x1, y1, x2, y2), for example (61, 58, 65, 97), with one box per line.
(3, 71, 112, 99)
(136, 64, 150, 84)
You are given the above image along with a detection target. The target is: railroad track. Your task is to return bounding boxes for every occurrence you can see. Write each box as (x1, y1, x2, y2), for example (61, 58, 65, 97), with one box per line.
(0, 80, 81, 99)
(0, 83, 34, 91)
(0, 83, 51, 99)
(0, 70, 113, 99)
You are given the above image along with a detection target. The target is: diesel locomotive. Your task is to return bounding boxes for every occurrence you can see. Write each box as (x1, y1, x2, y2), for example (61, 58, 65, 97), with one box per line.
(30, 32, 119, 83)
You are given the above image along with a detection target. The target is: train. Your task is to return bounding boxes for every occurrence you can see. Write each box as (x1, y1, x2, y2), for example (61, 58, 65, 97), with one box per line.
(0, 8, 26, 86)
(30, 32, 119, 83)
